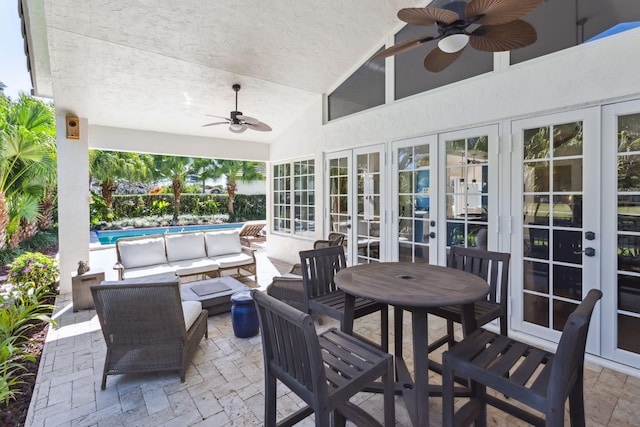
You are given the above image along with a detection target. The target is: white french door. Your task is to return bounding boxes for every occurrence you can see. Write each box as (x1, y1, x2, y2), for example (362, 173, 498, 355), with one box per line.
(392, 135, 439, 264)
(510, 109, 601, 353)
(326, 144, 387, 264)
(391, 125, 500, 266)
(602, 99, 640, 367)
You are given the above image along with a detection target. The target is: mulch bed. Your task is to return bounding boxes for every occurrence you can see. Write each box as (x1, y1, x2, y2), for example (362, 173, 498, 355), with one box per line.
(0, 244, 58, 426)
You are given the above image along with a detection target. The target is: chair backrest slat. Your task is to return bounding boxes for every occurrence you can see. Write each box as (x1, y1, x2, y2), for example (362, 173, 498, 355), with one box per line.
(548, 289, 602, 407)
(253, 290, 328, 404)
(300, 246, 347, 300)
(448, 246, 510, 305)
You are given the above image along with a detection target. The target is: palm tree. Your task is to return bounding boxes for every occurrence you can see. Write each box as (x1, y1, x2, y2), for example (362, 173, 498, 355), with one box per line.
(189, 157, 219, 193)
(148, 155, 192, 222)
(212, 160, 264, 214)
(0, 94, 56, 249)
(89, 150, 149, 221)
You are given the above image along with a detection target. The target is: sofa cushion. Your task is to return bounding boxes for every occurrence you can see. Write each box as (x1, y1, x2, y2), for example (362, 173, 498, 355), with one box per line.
(205, 230, 242, 257)
(165, 232, 207, 262)
(170, 259, 219, 277)
(118, 237, 167, 269)
(122, 264, 176, 280)
(209, 252, 254, 269)
(182, 300, 203, 330)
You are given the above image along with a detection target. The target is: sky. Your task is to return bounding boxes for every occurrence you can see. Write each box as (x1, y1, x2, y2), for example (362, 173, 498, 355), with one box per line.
(0, 1, 35, 99)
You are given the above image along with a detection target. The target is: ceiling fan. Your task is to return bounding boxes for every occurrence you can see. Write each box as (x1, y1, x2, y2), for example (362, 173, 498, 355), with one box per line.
(202, 84, 272, 133)
(372, 0, 542, 72)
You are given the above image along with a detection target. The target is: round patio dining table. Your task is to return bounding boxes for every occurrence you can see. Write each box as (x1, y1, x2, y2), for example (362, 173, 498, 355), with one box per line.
(334, 262, 489, 427)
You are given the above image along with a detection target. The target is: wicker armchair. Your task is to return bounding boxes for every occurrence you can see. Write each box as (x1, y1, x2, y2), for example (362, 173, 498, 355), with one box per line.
(91, 277, 208, 389)
(266, 264, 305, 312)
(266, 233, 345, 311)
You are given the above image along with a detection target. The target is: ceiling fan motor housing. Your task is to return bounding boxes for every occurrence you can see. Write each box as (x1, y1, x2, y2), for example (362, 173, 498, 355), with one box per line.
(231, 110, 243, 123)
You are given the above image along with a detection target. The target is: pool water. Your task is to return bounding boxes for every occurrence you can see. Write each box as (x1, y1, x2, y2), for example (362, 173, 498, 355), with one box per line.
(94, 223, 243, 245)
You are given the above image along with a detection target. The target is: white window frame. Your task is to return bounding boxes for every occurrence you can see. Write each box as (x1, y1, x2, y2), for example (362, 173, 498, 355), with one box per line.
(271, 158, 316, 236)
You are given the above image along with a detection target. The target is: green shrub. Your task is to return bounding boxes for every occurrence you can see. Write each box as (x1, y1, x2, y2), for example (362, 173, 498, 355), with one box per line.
(0, 229, 58, 268)
(0, 288, 55, 405)
(7, 252, 60, 294)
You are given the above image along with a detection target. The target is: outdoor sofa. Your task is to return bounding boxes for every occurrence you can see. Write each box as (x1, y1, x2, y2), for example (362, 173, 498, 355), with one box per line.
(113, 229, 257, 282)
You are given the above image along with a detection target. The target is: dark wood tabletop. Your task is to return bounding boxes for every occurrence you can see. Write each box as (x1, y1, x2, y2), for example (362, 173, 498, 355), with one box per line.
(334, 262, 489, 308)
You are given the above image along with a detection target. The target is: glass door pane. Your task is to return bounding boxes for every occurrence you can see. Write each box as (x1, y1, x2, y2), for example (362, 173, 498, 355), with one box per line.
(354, 146, 385, 264)
(615, 112, 640, 355)
(327, 152, 351, 260)
(521, 121, 584, 330)
(394, 137, 437, 264)
(445, 136, 489, 250)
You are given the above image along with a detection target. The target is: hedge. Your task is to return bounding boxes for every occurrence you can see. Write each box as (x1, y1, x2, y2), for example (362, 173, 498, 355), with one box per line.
(108, 194, 266, 221)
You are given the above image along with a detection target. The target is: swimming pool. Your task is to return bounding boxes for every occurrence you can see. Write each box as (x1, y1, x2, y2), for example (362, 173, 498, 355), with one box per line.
(93, 223, 243, 245)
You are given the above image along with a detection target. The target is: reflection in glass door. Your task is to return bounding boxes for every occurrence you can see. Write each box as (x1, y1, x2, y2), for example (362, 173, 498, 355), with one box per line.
(354, 146, 384, 264)
(326, 145, 385, 264)
(394, 136, 437, 264)
(327, 152, 351, 258)
(445, 136, 490, 250)
(603, 102, 640, 367)
(512, 110, 599, 344)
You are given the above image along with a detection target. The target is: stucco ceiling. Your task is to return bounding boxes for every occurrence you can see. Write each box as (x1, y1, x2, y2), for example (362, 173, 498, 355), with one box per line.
(24, 0, 427, 144)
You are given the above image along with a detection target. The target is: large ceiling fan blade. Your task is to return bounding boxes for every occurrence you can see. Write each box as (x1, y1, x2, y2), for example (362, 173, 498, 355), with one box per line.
(237, 114, 259, 125)
(246, 121, 272, 132)
(206, 115, 231, 121)
(371, 35, 435, 60)
(398, 7, 459, 26)
(466, 0, 543, 26)
(423, 46, 465, 72)
(202, 121, 229, 127)
(470, 19, 537, 52)
(230, 125, 247, 134)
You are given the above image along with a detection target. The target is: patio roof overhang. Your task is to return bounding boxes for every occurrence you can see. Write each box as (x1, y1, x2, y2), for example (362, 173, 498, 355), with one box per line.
(18, 0, 427, 146)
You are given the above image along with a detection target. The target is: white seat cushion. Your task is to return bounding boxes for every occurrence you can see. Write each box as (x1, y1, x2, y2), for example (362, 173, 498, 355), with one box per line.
(205, 230, 242, 257)
(165, 232, 207, 262)
(209, 252, 253, 268)
(118, 237, 167, 269)
(170, 259, 219, 277)
(122, 264, 176, 280)
(182, 300, 203, 330)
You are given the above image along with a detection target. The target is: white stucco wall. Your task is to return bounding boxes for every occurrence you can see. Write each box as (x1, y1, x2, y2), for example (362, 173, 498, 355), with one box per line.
(266, 29, 640, 261)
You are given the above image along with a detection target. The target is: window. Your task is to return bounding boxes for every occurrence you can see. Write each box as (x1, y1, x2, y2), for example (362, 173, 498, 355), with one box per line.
(511, 0, 640, 65)
(328, 49, 385, 121)
(272, 159, 315, 236)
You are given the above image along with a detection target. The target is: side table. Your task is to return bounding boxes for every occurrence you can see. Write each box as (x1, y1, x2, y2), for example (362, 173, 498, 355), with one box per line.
(71, 270, 105, 312)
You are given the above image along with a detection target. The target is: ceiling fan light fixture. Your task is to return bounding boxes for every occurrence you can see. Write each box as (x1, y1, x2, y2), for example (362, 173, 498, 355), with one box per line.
(229, 123, 244, 132)
(438, 33, 469, 53)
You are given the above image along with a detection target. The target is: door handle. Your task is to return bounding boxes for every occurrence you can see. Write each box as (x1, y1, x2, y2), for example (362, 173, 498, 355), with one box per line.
(574, 247, 595, 256)
(429, 232, 436, 238)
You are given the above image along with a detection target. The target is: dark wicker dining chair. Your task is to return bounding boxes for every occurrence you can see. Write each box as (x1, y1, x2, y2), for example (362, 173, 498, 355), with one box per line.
(299, 245, 389, 351)
(427, 246, 511, 355)
(252, 290, 395, 427)
(442, 289, 602, 427)
(91, 277, 208, 389)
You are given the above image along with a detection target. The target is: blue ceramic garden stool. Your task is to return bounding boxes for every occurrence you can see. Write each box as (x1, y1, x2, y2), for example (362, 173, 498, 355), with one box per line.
(231, 291, 259, 338)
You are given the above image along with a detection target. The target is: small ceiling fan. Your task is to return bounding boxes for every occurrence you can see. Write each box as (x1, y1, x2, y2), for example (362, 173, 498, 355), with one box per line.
(203, 84, 272, 133)
(372, 0, 542, 72)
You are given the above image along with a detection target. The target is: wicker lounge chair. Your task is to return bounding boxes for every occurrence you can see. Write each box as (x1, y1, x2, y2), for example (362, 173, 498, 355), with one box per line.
(239, 220, 266, 247)
(91, 277, 208, 389)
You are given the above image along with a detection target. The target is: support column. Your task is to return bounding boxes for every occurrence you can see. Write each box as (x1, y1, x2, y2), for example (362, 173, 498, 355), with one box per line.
(56, 115, 90, 294)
